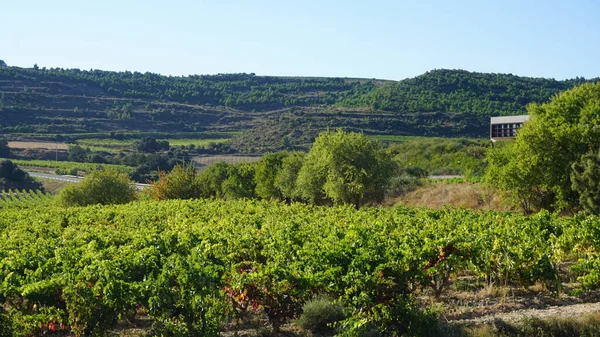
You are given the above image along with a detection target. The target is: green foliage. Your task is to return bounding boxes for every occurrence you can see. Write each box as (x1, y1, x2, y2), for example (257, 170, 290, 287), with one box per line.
(134, 137, 169, 153)
(274, 151, 304, 201)
(56, 168, 137, 206)
(0, 189, 53, 209)
(485, 81, 600, 213)
(221, 162, 256, 199)
(9, 158, 132, 174)
(389, 137, 489, 176)
(147, 163, 202, 200)
(571, 151, 600, 214)
(67, 144, 91, 162)
(0, 138, 9, 157)
(254, 152, 288, 200)
(1, 199, 600, 335)
(297, 295, 345, 333)
(0, 160, 44, 192)
(340, 69, 594, 115)
(1, 67, 595, 149)
(297, 130, 396, 207)
(197, 161, 233, 198)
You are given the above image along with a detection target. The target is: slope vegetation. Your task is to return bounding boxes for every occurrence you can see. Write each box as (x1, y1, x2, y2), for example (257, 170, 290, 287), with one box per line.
(0, 65, 596, 151)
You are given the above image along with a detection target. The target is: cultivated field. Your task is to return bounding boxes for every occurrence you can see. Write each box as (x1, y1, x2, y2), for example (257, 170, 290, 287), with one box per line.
(192, 155, 261, 171)
(7, 141, 69, 151)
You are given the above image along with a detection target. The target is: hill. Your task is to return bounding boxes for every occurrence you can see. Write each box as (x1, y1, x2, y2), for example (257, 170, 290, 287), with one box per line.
(0, 64, 596, 152)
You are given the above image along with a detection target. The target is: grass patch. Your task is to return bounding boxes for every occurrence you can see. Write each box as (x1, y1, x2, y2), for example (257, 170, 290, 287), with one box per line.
(394, 182, 512, 212)
(455, 312, 600, 337)
(7, 158, 133, 174)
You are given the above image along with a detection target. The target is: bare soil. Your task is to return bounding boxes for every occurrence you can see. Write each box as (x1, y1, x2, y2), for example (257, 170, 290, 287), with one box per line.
(452, 301, 600, 326)
(8, 141, 69, 151)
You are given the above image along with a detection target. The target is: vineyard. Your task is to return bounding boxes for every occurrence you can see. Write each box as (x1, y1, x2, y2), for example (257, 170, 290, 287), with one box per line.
(8, 159, 133, 175)
(0, 189, 53, 208)
(1, 199, 600, 336)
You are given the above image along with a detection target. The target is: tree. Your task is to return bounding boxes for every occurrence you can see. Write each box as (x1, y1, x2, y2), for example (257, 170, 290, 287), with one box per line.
(296, 130, 396, 207)
(197, 162, 233, 198)
(0, 60, 7, 67)
(0, 160, 44, 191)
(222, 163, 256, 199)
(56, 168, 137, 206)
(0, 138, 9, 157)
(254, 152, 288, 200)
(485, 81, 600, 212)
(135, 137, 169, 153)
(571, 151, 600, 214)
(147, 163, 202, 200)
(274, 151, 304, 201)
(68, 145, 90, 162)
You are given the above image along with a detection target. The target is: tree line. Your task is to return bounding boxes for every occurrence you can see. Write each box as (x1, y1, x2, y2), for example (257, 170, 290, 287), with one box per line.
(57, 130, 411, 208)
(1, 65, 594, 114)
(485, 80, 600, 214)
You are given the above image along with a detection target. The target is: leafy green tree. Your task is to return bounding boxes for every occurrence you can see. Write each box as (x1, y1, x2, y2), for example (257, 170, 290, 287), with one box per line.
(254, 152, 288, 200)
(68, 145, 90, 162)
(484, 142, 547, 213)
(0, 60, 7, 67)
(56, 168, 137, 206)
(274, 151, 304, 201)
(571, 151, 600, 214)
(0, 160, 44, 191)
(147, 163, 202, 200)
(135, 137, 169, 153)
(0, 138, 9, 157)
(297, 130, 396, 207)
(485, 81, 600, 212)
(197, 162, 233, 198)
(222, 163, 256, 199)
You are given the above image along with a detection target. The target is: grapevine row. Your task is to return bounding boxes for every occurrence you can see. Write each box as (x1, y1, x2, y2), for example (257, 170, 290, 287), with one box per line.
(0, 199, 598, 336)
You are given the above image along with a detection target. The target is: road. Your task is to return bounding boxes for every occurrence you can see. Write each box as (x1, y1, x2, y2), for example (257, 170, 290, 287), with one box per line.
(27, 171, 151, 190)
(428, 175, 464, 180)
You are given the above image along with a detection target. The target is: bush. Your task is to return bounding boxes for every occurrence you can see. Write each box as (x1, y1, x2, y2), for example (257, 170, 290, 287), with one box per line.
(297, 295, 345, 333)
(147, 163, 202, 200)
(55, 167, 79, 176)
(385, 175, 422, 197)
(0, 308, 13, 337)
(56, 168, 137, 206)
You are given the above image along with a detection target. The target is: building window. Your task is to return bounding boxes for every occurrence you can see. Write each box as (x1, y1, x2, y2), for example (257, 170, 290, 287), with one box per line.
(491, 123, 523, 138)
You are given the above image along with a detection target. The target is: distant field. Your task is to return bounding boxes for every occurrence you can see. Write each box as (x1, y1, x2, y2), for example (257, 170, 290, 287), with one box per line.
(76, 139, 134, 147)
(166, 138, 231, 147)
(7, 141, 69, 150)
(192, 155, 261, 171)
(9, 159, 133, 174)
(76, 137, 231, 149)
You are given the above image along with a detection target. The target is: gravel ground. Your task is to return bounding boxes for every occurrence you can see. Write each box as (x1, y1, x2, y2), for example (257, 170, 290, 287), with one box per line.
(451, 301, 600, 325)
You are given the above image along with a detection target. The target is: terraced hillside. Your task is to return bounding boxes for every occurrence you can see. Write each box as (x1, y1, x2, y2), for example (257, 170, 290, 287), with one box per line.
(0, 65, 596, 151)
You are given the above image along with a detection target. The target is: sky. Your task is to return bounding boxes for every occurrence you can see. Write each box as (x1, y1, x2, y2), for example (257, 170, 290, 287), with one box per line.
(2, 0, 599, 80)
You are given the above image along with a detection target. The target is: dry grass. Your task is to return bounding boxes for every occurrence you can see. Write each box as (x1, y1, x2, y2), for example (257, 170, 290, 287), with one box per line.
(39, 179, 71, 195)
(8, 141, 69, 151)
(192, 155, 261, 172)
(394, 182, 515, 212)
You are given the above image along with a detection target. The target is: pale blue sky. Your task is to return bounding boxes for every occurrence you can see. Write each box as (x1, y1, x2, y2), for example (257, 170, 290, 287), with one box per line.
(2, 0, 599, 80)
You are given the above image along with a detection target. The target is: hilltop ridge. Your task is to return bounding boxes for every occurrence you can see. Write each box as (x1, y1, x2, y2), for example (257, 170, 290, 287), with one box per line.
(0, 64, 596, 151)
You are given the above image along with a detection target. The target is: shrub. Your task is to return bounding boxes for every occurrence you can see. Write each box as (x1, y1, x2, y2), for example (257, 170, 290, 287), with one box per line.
(56, 168, 137, 206)
(147, 163, 202, 200)
(297, 295, 345, 333)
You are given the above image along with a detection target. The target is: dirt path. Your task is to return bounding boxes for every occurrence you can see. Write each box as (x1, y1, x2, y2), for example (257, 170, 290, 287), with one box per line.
(450, 301, 600, 325)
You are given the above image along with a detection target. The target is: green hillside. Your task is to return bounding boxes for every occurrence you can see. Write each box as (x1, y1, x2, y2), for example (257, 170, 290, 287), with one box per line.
(0, 65, 596, 152)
